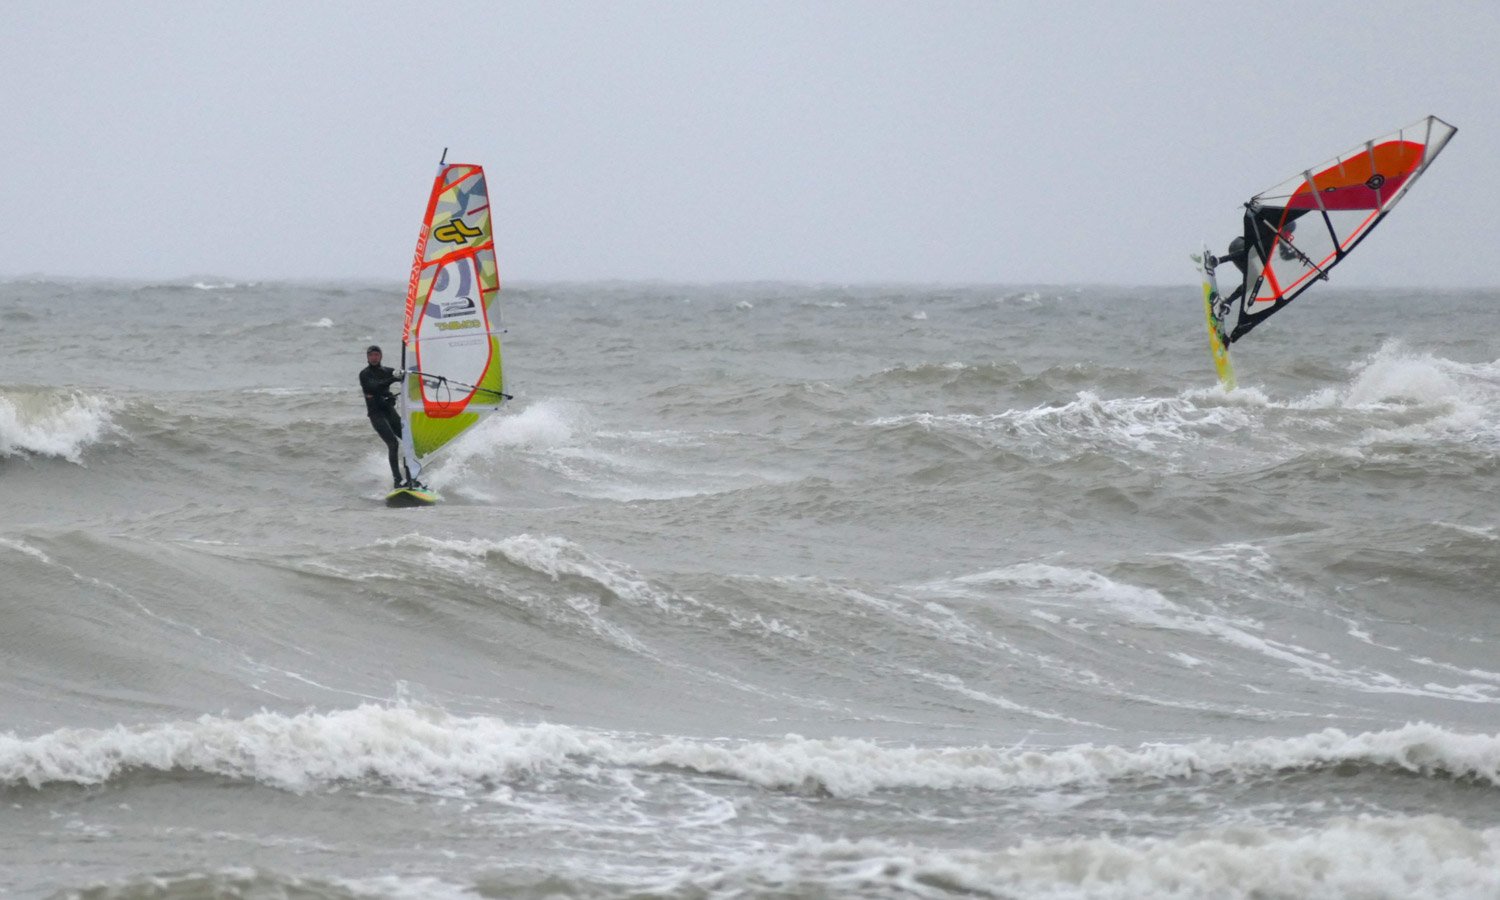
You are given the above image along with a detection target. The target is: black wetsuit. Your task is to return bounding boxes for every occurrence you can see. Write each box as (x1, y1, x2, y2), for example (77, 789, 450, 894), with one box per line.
(361, 363, 405, 484)
(1216, 210, 1309, 341)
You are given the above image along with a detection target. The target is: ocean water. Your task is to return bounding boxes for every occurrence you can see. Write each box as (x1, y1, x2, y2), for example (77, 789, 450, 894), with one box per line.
(1, 278, 1498, 899)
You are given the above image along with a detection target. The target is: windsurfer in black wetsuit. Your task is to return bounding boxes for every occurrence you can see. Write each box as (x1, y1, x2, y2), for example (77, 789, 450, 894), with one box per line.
(1210, 213, 1304, 339)
(360, 345, 408, 488)
(1216, 210, 1302, 278)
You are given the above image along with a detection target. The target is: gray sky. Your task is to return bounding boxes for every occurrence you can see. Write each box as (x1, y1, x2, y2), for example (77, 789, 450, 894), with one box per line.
(4, 1, 1496, 285)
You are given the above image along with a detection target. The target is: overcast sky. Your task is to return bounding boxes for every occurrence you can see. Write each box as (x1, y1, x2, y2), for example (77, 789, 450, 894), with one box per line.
(3, 2, 1496, 285)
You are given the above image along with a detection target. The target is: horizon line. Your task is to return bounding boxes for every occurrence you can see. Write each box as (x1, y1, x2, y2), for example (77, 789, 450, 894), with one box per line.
(2, 274, 1494, 293)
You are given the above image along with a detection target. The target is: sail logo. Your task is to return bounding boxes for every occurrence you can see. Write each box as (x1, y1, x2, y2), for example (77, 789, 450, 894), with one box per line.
(426, 296, 477, 320)
(433, 218, 482, 245)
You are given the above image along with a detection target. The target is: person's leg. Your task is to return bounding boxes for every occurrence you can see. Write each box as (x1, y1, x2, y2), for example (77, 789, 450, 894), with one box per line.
(382, 407, 411, 484)
(369, 414, 402, 484)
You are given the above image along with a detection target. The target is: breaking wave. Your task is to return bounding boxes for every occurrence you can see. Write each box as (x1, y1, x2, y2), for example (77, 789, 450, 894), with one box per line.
(6, 705, 1499, 798)
(669, 818, 1500, 899)
(0, 388, 117, 462)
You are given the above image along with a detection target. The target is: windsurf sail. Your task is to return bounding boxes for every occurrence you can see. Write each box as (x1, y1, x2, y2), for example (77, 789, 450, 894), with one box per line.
(1216, 116, 1456, 345)
(397, 155, 507, 484)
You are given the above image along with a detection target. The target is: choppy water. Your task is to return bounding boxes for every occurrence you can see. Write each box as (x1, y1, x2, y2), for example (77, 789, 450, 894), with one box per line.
(2, 278, 1498, 899)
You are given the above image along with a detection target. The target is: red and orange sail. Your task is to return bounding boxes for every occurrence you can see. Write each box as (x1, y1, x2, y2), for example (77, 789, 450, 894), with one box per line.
(1225, 116, 1456, 344)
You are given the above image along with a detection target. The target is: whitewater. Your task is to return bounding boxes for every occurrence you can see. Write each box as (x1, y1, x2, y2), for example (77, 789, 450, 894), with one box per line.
(1, 279, 1497, 898)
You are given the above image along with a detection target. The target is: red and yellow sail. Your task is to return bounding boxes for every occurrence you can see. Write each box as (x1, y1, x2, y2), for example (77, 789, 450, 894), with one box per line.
(400, 161, 504, 462)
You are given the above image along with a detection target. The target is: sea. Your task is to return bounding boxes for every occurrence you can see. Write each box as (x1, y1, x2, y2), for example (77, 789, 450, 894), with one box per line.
(1, 278, 1498, 899)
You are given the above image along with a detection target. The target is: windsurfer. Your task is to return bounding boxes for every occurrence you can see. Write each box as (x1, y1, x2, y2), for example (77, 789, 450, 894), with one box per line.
(1217, 216, 1298, 275)
(360, 345, 408, 488)
(1216, 236, 1249, 277)
(1210, 216, 1302, 331)
(1205, 236, 1248, 335)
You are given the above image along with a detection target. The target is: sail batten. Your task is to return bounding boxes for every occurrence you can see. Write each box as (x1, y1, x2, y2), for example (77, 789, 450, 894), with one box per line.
(397, 159, 503, 480)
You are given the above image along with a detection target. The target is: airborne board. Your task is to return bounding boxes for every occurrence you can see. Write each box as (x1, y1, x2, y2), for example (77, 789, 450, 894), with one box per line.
(387, 153, 508, 507)
(1194, 243, 1236, 389)
(1202, 116, 1456, 378)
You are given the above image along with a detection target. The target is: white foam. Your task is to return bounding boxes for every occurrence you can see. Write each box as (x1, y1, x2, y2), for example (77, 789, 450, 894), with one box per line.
(1340, 342, 1467, 407)
(428, 400, 776, 501)
(6, 706, 1500, 800)
(389, 533, 671, 612)
(0, 705, 607, 793)
(333, 875, 476, 900)
(1157, 542, 1282, 585)
(635, 720, 1500, 795)
(383, 533, 801, 647)
(57, 869, 475, 900)
(1348, 351, 1498, 452)
(443, 399, 582, 463)
(869, 391, 1255, 458)
(246, 385, 346, 396)
(1269, 343, 1500, 452)
(308, 317, 334, 328)
(418, 399, 586, 490)
(1189, 343, 1487, 413)
(1434, 521, 1498, 541)
(683, 818, 1500, 899)
(944, 563, 1500, 703)
(903, 668, 1097, 727)
(364, 537, 663, 657)
(1182, 384, 1274, 407)
(0, 389, 117, 462)
(1179, 344, 1500, 458)
(593, 428, 716, 448)
(0, 537, 51, 563)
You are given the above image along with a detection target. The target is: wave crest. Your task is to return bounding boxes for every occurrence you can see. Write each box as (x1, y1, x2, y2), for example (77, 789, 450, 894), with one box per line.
(679, 817, 1500, 899)
(0, 388, 117, 462)
(6, 706, 1500, 799)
